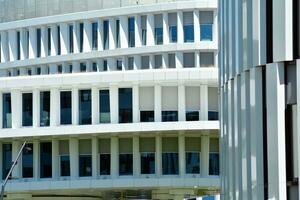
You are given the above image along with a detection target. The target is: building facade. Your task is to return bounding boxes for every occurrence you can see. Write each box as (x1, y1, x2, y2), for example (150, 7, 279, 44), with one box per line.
(0, 0, 219, 199)
(219, 0, 300, 200)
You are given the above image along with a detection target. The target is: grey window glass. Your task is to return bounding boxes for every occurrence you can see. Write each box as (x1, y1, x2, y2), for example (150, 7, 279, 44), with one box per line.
(168, 53, 176, 68)
(116, 19, 120, 48)
(60, 155, 70, 176)
(141, 16, 147, 46)
(36, 28, 41, 57)
(2, 93, 11, 128)
(141, 153, 155, 174)
(100, 154, 110, 175)
(103, 20, 109, 50)
(40, 91, 50, 127)
(92, 62, 98, 72)
(119, 154, 133, 175)
(128, 17, 135, 47)
(154, 14, 163, 45)
(79, 23, 84, 52)
(92, 22, 98, 50)
(183, 52, 195, 68)
(140, 111, 154, 122)
(2, 144, 12, 179)
(168, 13, 177, 43)
(79, 155, 92, 177)
(162, 111, 178, 122)
(200, 52, 214, 67)
(17, 31, 20, 60)
(162, 153, 178, 175)
(127, 57, 134, 70)
(47, 28, 51, 55)
(26, 30, 29, 58)
(117, 59, 122, 71)
(141, 56, 149, 69)
(60, 91, 72, 125)
(186, 152, 200, 174)
(58, 65, 62, 74)
(22, 143, 33, 178)
(22, 93, 33, 127)
(209, 153, 219, 175)
(40, 142, 52, 178)
(200, 11, 213, 41)
(154, 55, 162, 69)
(103, 60, 108, 71)
(186, 111, 199, 121)
(99, 90, 110, 123)
(118, 88, 132, 123)
(80, 63, 86, 72)
(79, 90, 91, 125)
(183, 12, 194, 43)
(57, 26, 61, 55)
(69, 25, 73, 53)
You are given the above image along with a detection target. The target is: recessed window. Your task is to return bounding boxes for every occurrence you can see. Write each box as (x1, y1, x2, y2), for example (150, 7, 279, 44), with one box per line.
(183, 52, 195, 68)
(80, 63, 86, 72)
(99, 138, 110, 175)
(168, 53, 176, 68)
(36, 28, 41, 57)
(40, 142, 52, 178)
(79, 139, 92, 177)
(57, 25, 61, 55)
(208, 87, 218, 120)
(186, 86, 200, 121)
(119, 88, 132, 123)
(22, 143, 33, 178)
(209, 138, 219, 175)
(92, 62, 98, 72)
(200, 52, 214, 67)
(60, 91, 72, 125)
(69, 24, 73, 53)
(17, 31, 20, 60)
(168, 13, 177, 43)
(154, 14, 163, 45)
(92, 22, 98, 50)
(141, 16, 147, 46)
(154, 55, 162, 69)
(128, 17, 135, 47)
(79, 23, 84, 52)
(47, 27, 51, 55)
(139, 87, 154, 122)
(2, 93, 11, 128)
(79, 90, 92, 125)
(183, 12, 194, 42)
(40, 91, 50, 127)
(200, 11, 213, 41)
(116, 19, 120, 48)
(162, 137, 178, 175)
(162, 87, 178, 122)
(103, 20, 109, 50)
(99, 90, 110, 123)
(185, 137, 201, 174)
(22, 93, 33, 127)
(2, 144, 12, 179)
(119, 138, 133, 176)
(141, 56, 149, 69)
(117, 59, 123, 71)
(140, 138, 155, 174)
(59, 140, 70, 177)
(127, 57, 134, 70)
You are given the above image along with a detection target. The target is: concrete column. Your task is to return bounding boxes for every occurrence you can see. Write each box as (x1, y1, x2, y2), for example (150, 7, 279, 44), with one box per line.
(60, 23, 69, 55)
(146, 14, 154, 46)
(193, 10, 200, 43)
(0, 31, 9, 62)
(162, 53, 168, 69)
(73, 22, 80, 53)
(177, 11, 184, 44)
(33, 140, 39, 180)
(92, 136, 99, 177)
(41, 27, 47, 57)
(97, 20, 103, 51)
(111, 136, 119, 178)
(155, 134, 162, 176)
(12, 141, 21, 178)
(8, 30, 17, 61)
(163, 13, 169, 44)
(178, 133, 185, 177)
(175, 52, 183, 68)
(52, 139, 59, 179)
(11, 89, 21, 128)
(19, 29, 27, 60)
(266, 63, 286, 199)
(132, 84, 139, 123)
(154, 85, 162, 122)
(107, 58, 115, 71)
(178, 85, 185, 121)
(108, 19, 116, 50)
(50, 25, 58, 56)
(195, 51, 200, 68)
(120, 16, 128, 48)
(109, 85, 118, 124)
(133, 135, 140, 176)
(200, 85, 208, 120)
(83, 20, 92, 52)
(69, 138, 79, 179)
(32, 89, 40, 127)
(201, 135, 209, 177)
(50, 88, 59, 126)
(92, 87, 99, 125)
(72, 87, 79, 125)
(28, 27, 37, 59)
(134, 15, 142, 47)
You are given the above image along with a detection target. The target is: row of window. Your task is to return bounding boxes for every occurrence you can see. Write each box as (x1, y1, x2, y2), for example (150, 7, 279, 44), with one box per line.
(2, 137, 219, 179)
(2, 87, 219, 128)
(0, 11, 214, 63)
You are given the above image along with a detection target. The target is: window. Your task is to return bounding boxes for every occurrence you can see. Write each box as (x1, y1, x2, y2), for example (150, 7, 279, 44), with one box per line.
(140, 138, 155, 174)
(92, 62, 98, 72)
(200, 11, 213, 41)
(154, 55, 162, 69)
(40, 142, 52, 178)
(47, 28, 51, 55)
(162, 87, 178, 122)
(17, 31, 20, 60)
(60, 91, 72, 125)
(69, 24, 73, 53)
(168, 53, 176, 68)
(200, 52, 214, 67)
(154, 14, 163, 45)
(209, 138, 219, 175)
(185, 137, 201, 174)
(141, 56, 149, 69)
(119, 138, 133, 176)
(118, 88, 132, 123)
(162, 111, 178, 122)
(79, 139, 92, 177)
(92, 22, 98, 50)
(117, 59, 122, 71)
(128, 17, 135, 47)
(57, 26, 61, 55)
(183, 12, 194, 42)
(103, 20, 109, 50)
(80, 63, 86, 72)
(58, 65, 62, 74)
(79, 90, 92, 125)
(183, 52, 195, 68)
(140, 111, 154, 122)
(2, 93, 11, 128)
(37, 28, 41, 57)
(2, 144, 12, 179)
(141, 16, 147, 46)
(22, 93, 33, 127)
(59, 140, 70, 177)
(99, 139, 110, 175)
(116, 19, 120, 48)
(103, 60, 108, 71)
(22, 143, 33, 178)
(168, 13, 177, 43)
(99, 90, 110, 123)
(127, 57, 134, 70)
(162, 137, 178, 175)
(208, 87, 218, 120)
(139, 87, 154, 122)
(79, 23, 84, 52)
(40, 91, 50, 127)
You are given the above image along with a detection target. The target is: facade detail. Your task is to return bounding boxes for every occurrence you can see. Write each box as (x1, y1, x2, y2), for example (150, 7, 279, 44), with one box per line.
(0, 0, 219, 199)
(219, 0, 300, 200)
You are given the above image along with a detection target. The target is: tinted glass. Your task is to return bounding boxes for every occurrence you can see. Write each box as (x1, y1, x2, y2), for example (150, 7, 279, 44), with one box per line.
(2, 144, 12, 179)
(186, 111, 199, 121)
(116, 20, 120, 48)
(47, 28, 51, 55)
(103, 20, 109, 50)
(169, 26, 177, 43)
(162, 111, 178, 122)
(209, 153, 219, 175)
(79, 155, 92, 177)
(57, 26, 61, 55)
(118, 88, 132, 123)
(92, 22, 98, 50)
(22, 93, 33, 127)
(184, 25, 194, 42)
(208, 111, 219, 120)
(141, 153, 155, 174)
(17, 31, 20, 60)
(60, 155, 70, 176)
(100, 90, 110, 123)
(40, 91, 50, 127)
(79, 23, 84, 52)
(40, 142, 52, 178)
(140, 111, 154, 122)
(155, 27, 163, 45)
(36, 28, 41, 57)
(119, 154, 133, 175)
(22, 143, 33, 178)
(69, 25, 73, 53)
(200, 24, 213, 41)
(2, 93, 11, 128)
(186, 152, 200, 174)
(60, 91, 72, 125)
(100, 154, 110, 175)
(128, 17, 135, 47)
(162, 153, 178, 175)
(79, 90, 91, 125)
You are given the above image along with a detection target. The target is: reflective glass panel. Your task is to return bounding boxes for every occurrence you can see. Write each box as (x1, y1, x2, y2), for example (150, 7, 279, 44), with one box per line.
(140, 111, 154, 122)
(169, 26, 177, 43)
(209, 153, 219, 175)
(162, 111, 178, 122)
(184, 25, 194, 42)
(200, 24, 213, 41)
(128, 17, 135, 47)
(92, 22, 98, 50)
(2, 144, 12, 179)
(103, 20, 109, 50)
(40, 91, 50, 127)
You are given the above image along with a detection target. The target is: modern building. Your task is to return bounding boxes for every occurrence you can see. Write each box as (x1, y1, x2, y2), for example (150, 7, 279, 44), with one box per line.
(0, 0, 219, 199)
(219, 0, 300, 200)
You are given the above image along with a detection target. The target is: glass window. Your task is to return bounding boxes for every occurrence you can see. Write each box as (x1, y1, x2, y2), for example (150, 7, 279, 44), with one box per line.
(116, 19, 120, 48)
(162, 153, 178, 175)
(2, 144, 12, 179)
(58, 65, 62, 74)
(99, 90, 110, 123)
(183, 12, 194, 43)
(186, 152, 200, 174)
(100, 154, 110, 175)
(22, 143, 33, 178)
(183, 52, 195, 68)
(17, 31, 20, 60)
(60, 155, 70, 176)
(154, 55, 162, 69)
(119, 154, 133, 175)
(127, 57, 134, 70)
(79, 90, 92, 125)
(140, 111, 154, 122)
(57, 26, 61, 55)
(201, 24, 213, 41)
(80, 63, 86, 72)
(103, 20, 109, 50)
(40, 91, 50, 127)
(162, 111, 178, 122)
(2, 93, 12, 128)
(209, 153, 219, 175)
(168, 53, 176, 68)
(128, 17, 135, 47)
(79, 23, 84, 52)
(154, 14, 163, 45)
(208, 111, 219, 120)
(47, 27, 51, 55)
(141, 153, 155, 174)
(119, 88, 132, 123)
(141, 56, 149, 69)
(69, 24, 73, 53)
(60, 91, 72, 125)
(79, 155, 92, 177)
(141, 16, 147, 46)
(92, 22, 98, 50)
(36, 28, 41, 57)
(22, 93, 33, 127)
(168, 13, 177, 43)
(92, 62, 98, 72)
(186, 111, 199, 121)
(103, 60, 108, 71)
(200, 52, 214, 67)
(40, 142, 52, 178)
(117, 59, 122, 71)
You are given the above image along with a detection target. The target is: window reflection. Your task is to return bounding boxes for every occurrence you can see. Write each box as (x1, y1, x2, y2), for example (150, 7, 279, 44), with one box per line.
(2, 144, 12, 179)
(128, 17, 135, 47)
(60, 155, 70, 177)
